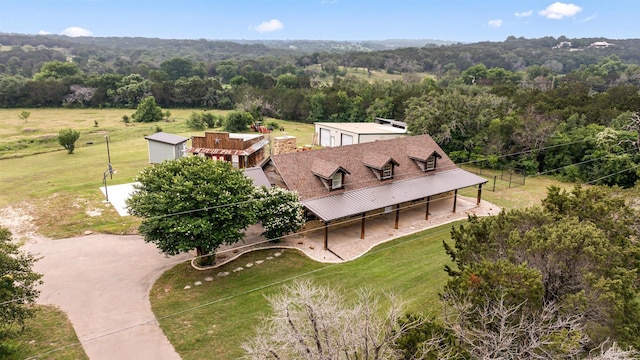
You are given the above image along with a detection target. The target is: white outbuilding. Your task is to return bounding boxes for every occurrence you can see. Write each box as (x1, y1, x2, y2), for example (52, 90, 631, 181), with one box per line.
(144, 132, 189, 163)
(314, 120, 407, 147)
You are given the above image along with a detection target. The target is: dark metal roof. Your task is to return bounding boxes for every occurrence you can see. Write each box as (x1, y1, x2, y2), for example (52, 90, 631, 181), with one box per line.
(144, 132, 188, 145)
(188, 139, 269, 156)
(302, 168, 487, 222)
(244, 167, 271, 188)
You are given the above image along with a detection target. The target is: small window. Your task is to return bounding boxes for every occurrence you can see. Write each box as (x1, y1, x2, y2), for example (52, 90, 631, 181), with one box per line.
(426, 156, 436, 171)
(332, 172, 343, 189)
(382, 163, 393, 179)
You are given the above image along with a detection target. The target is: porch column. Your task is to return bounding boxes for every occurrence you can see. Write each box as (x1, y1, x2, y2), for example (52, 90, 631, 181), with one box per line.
(425, 196, 431, 220)
(452, 189, 458, 213)
(360, 213, 366, 239)
(476, 183, 483, 205)
(324, 221, 329, 250)
(394, 204, 400, 229)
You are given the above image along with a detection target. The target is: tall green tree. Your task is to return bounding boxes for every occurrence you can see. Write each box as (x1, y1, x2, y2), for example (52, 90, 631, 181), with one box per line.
(127, 157, 256, 265)
(0, 227, 42, 342)
(34, 60, 83, 83)
(160, 57, 195, 81)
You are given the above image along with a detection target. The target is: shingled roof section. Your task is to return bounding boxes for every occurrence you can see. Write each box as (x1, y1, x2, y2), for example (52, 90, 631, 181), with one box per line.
(266, 134, 462, 201)
(311, 159, 350, 179)
(362, 152, 399, 170)
(406, 146, 441, 162)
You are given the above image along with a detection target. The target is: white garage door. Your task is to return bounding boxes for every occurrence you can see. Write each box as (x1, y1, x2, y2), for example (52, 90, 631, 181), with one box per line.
(320, 128, 331, 146)
(341, 134, 353, 146)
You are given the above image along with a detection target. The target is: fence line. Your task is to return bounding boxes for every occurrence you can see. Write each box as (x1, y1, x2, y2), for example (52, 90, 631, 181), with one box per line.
(459, 163, 526, 191)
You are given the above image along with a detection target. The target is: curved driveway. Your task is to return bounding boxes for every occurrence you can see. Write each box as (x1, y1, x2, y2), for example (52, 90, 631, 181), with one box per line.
(29, 234, 190, 360)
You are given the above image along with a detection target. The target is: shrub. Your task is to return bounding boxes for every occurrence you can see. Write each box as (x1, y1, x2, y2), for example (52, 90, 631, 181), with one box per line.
(186, 112, 206, 131)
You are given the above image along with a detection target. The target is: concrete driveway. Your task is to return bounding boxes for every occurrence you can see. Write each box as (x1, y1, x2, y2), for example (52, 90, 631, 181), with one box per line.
(29, 234, 190, 360)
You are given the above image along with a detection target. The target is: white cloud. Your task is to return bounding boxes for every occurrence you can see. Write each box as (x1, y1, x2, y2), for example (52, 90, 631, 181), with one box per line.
(488, 19, 503, 28)
(38, 30, 51, 35)
(539, 2, 582, 19)
(515, 10, 533, 17)
(251, 19, 284, 33)
(61, 26, 93, 37)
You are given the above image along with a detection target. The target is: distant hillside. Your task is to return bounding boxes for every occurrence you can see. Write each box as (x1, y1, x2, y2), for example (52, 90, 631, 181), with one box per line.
(1, 32, 640, 77)
(232, 39, 460, 52)
(0, 33, 457, 54)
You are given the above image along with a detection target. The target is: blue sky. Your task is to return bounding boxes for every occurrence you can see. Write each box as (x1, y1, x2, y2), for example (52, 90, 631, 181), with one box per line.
(0, 0, 637, 42)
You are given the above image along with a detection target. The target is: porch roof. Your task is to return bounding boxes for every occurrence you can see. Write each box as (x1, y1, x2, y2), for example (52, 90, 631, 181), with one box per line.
(302, 168, 486, 222)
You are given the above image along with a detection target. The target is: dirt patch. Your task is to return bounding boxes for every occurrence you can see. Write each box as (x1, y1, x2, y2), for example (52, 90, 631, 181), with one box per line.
(85, 208, 103, 217)
(0, 203, 51, 244)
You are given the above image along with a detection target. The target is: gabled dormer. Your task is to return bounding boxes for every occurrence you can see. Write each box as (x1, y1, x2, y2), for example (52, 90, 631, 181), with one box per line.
(407, 147, 442, 172)
(362, 153, 400, 180)
(311, 159, 350, 191)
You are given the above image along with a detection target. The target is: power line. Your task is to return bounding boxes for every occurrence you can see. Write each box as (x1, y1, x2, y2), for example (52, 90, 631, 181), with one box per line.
(25, 217, 458, 359)
(4, 191, 465, 308)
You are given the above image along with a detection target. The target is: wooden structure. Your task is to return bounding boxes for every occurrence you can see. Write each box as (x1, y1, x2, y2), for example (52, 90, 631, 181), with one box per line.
(187, 132, 269, 169)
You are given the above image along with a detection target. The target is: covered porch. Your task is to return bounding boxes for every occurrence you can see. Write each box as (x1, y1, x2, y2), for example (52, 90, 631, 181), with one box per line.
(296, 195, 497, 262)
(302, 168, 487, 253)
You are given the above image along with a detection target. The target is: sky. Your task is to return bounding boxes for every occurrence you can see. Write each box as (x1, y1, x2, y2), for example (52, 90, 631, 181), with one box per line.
(0, 0, 638, 43)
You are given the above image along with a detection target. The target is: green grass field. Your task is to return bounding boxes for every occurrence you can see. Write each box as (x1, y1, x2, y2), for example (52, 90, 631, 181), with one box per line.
(0, 108, 314, 359)
(1, 305, 87, 360)
(0, 108, 315, 239)
(152, 223, 457, 359)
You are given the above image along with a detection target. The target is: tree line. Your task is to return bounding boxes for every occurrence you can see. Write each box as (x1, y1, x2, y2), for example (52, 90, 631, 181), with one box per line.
(2, 35, 640, 187)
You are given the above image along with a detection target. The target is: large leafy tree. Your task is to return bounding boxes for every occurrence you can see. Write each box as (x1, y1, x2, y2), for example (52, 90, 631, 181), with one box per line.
(33, 60, 83, 83)
(443, 185, 640, 350)
(0, 227, 42, 341)
(127, 156, 256, 265)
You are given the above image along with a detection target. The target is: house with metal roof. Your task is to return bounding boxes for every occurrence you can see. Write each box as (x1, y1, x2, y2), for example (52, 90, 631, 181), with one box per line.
(144, 132, 189, 163)
(187, 132, 269, 169)
(314, 121, 407, 147)
(263, 134, 487, 249)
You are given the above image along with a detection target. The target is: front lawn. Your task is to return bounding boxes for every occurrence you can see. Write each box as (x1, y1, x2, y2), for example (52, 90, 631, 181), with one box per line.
(1, 305, 88, 360)
(151, 221, 457, 359)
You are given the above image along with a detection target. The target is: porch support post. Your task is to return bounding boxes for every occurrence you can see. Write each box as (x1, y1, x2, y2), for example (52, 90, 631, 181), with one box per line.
(360, 213, 365, 239)
(394, 204, 400, 229)
(452, 189, 458, 213)
(477, 183, 483, 205)
(425, 196, 431, 220)
(324, 221, 329, 250)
